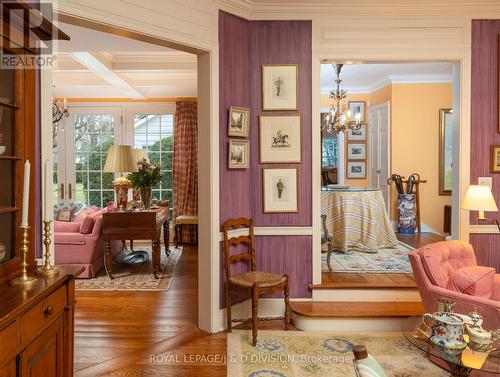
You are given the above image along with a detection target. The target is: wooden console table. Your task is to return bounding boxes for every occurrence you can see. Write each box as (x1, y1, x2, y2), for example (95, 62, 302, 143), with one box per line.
(102, 206, 169, 279)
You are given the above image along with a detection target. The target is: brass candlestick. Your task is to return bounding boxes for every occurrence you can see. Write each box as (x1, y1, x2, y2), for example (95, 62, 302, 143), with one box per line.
(37, 220, 59, 277)
(10, 226, 37, 286)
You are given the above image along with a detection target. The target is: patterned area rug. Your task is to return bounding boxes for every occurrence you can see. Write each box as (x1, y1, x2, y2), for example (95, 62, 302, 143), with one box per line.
(227, 330, 449, 377)
(321, 242, 414, 273)
(75, 246, 182, 291)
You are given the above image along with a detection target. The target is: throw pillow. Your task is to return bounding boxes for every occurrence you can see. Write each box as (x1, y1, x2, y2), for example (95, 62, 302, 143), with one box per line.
(79, 215, 96, 234)
(56, 208, 73, 222)
(448, 266, 496, 298)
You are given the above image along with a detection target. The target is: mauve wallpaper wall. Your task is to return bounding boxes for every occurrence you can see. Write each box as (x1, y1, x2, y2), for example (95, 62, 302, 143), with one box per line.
(470, 20, 500, 270)
(219, 11, 313, 307)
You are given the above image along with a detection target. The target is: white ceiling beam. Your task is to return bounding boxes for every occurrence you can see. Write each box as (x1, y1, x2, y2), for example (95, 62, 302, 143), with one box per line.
(71, 52, 147, 99)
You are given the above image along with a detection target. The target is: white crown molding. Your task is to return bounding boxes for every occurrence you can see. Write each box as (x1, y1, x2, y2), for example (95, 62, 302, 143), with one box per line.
(218, 0, 500, 20)
(320, 74, 453, 95)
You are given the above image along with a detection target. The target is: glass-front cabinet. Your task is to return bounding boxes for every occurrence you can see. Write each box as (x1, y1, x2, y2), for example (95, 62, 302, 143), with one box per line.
(0, 68, 20, 265)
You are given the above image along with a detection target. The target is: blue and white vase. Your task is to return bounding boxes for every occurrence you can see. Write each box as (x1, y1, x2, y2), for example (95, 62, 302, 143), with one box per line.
(397, 194, 416, 234)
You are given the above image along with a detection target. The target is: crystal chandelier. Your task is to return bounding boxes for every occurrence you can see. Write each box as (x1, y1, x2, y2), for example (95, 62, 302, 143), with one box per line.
(322, 64, 366, 134)
(52, 98, 69, 134)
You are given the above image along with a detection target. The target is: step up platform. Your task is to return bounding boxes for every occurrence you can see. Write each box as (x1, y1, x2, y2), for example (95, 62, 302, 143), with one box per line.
(290, 301, 424, 332)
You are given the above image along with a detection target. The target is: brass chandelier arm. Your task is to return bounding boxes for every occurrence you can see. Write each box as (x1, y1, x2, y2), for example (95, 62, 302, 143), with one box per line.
(322, 63, 366, 134)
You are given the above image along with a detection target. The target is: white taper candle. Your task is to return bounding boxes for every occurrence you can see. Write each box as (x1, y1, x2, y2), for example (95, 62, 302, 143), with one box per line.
(21, 160, 30, 228)
(44, 159, 50, 221)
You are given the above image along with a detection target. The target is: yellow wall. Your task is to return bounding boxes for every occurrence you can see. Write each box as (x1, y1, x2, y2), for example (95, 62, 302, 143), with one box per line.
(391, 83, 452, 234)
(321, 82, 452, 234)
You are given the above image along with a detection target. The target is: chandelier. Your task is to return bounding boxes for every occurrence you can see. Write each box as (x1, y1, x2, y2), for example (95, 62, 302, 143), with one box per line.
(322, 64, 366, 134)
(52, 98, 69, 134)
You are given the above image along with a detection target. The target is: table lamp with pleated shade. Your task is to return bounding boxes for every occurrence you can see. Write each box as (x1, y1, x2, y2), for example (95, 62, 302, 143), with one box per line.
(133, 148, 150, 163)
(104, 145, 137, 209)
(462, 184, 500, 231)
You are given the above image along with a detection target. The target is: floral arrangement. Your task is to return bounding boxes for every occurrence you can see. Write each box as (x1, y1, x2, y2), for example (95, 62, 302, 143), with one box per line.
(126, 158, 163, 188)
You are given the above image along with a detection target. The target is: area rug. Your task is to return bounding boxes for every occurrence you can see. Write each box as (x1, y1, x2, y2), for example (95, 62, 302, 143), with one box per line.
(75, 246, 182, 291)
(227, 330, 449, 377)
(321, 242, 414, 273)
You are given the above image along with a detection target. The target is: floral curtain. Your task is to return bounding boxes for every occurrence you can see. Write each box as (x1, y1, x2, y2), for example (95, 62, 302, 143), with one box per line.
(173, 101, 198, 243)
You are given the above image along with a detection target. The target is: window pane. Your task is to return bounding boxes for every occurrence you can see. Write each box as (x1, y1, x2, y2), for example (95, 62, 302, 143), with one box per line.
(165, 190, 173, 204)
(152, 190, 161, 200)
(76, 172, 88, 190)
(149, 152, 160, 166)
(102, 173, 114, 188)
(161, 152, 172, 170)
(161, 171, 172, 188)
(89, 173, 102, 189)
(89, 191, 101, 207)
(102, 191, 114, 207)
(75, 153, 88, 171)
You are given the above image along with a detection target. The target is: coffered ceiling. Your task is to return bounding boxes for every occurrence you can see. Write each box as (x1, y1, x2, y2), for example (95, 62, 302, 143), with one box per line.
(52, 23, 197, 99)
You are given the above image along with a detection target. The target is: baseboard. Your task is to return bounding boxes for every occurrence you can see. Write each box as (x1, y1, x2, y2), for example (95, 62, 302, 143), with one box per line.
(214, 298, 310, 333)
(390, 220, 442, 236)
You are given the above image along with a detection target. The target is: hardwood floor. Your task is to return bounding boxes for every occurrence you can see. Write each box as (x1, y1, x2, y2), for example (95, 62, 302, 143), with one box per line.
(73, 233, 444, 376)
(74, 244, 227, 377)
(318, 232, 445, 289)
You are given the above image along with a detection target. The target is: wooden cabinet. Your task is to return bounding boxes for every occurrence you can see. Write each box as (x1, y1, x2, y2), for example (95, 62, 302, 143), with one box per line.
(0, 267, 82, 377)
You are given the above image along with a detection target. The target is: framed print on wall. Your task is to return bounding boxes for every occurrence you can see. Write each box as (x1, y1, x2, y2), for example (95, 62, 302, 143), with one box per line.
(347, 161, 366, 179)
(490, 145, 500, 173)
(439, 108, 453, 195)
(347, 143, 366, 160)
(262, 64, 298, 110)
(262, 168, 298, 213)
(347, 124, 366, 141)
(259, 115, 302, 163)
(348, 101, 366, 122)
(228, 106, 250, 137)
(228, 139, 250, 169)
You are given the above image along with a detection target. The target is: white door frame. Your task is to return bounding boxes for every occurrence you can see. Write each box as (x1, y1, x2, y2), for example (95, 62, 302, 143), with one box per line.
(367, 101, 391, 209)
(48, 13, 219, 332)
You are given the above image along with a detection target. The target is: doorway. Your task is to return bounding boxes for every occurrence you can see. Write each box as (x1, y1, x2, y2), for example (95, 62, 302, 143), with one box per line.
(42, 8, 217, 333)
(368, 102, 390, 209)
(319, 61, 459, 287)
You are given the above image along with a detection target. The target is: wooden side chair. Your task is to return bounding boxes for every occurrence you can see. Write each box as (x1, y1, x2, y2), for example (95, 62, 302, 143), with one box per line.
(222, 218, 290, 346)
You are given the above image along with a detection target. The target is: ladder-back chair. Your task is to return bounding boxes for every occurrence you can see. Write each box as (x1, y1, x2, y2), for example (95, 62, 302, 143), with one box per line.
(222, 218, 290, 346)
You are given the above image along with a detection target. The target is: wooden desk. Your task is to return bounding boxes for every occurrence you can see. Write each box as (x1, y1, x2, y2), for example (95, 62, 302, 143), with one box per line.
(102, 206, 169, 279)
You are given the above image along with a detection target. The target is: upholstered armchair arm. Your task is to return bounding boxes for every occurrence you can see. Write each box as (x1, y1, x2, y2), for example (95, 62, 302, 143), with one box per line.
(426, 284, 500, 329)
(492, 274, 500, 301)
(54, 221, 81, 233)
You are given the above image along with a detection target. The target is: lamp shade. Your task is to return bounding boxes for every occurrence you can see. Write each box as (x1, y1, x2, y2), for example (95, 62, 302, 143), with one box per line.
(461, 185, 498, 212)
(103, 145, 138, 173)
(133, 148, 150, 163)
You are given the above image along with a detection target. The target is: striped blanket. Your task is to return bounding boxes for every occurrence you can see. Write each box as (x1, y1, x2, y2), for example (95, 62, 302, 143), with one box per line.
(321, 189, 398, 253)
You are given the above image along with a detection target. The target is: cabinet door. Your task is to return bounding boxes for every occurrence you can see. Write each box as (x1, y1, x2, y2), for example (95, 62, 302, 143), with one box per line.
(0, 359, 16, 377)
(20, 315, 65, 377)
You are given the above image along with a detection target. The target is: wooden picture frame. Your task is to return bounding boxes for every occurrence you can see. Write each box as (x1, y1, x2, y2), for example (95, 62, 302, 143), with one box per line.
(228, 106, 250, 137)
(347, 124, 367, 141)
(490, 145, 500, 173)
(348, 101, 366, 122)
(262, 64, 298, 111)
(347, 143, 366, 160)
(262, 168, 298, 213)
(259, 115, 302, 163)
(439, 108, 453, 195)
(347, 161, 366, 179)
(228, 139, 250, 169)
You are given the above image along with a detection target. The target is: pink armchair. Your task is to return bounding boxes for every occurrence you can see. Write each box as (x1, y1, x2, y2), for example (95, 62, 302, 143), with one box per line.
(54, 208, 122, 278)
(410, 240, 500, 330)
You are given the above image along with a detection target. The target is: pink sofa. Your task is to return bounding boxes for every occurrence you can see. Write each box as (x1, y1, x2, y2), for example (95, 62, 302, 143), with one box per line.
(410, 240, 500, 330)
(54, 207, 122, 278)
